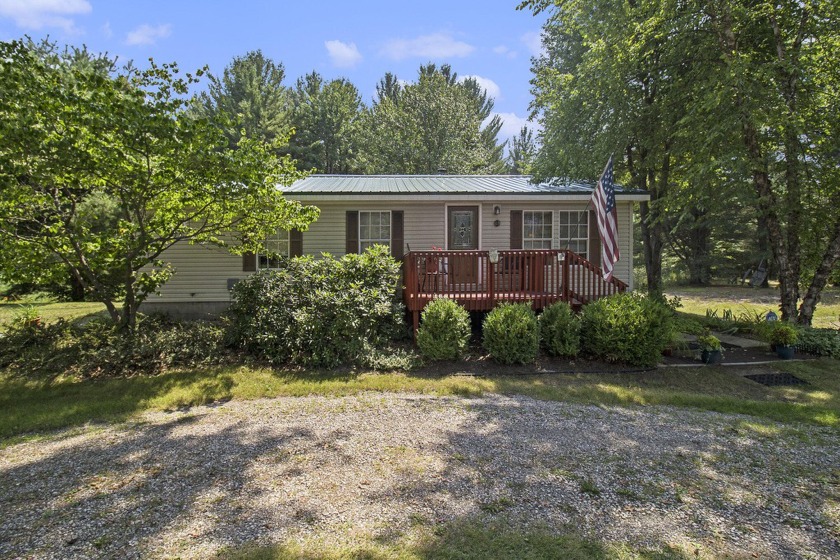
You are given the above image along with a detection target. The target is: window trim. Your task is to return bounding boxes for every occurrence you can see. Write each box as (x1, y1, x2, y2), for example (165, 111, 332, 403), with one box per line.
(556, 210, 589, 258)
(522, 210, 554, 250)
(257, 229, 290, 270)
(358, 210, 392, 252)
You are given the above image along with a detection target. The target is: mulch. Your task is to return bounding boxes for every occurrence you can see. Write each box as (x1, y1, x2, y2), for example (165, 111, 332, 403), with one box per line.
(408, 343, 820, 378)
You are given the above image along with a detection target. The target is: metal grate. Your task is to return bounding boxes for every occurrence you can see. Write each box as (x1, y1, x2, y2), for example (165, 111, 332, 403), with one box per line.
(744, 373, 809, 387)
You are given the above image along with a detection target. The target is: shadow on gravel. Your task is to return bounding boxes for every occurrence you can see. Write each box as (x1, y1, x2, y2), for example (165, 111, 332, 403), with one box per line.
(1, 395, 838, 559)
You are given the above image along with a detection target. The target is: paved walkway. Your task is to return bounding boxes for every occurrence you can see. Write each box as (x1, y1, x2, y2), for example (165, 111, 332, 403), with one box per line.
(682, 332, 767, 349)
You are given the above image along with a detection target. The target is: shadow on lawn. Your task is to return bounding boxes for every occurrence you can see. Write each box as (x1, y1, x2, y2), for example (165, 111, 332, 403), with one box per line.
(0, 368, 237, 441)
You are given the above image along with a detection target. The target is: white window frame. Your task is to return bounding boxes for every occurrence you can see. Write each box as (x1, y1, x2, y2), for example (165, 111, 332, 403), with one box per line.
(359, 210, 391, 252)
(257, 229, 290, 270)
(557, 210, 589, 258)
(523, 210, 554, 250)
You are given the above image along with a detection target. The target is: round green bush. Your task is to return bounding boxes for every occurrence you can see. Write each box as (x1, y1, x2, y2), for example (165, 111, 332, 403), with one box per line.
(539, 301, 580, 357)
(226, 246, 405, 368)
(579, 292, 673, 367)
(416, 298, 471, 360)
(483, 302, 539, 364)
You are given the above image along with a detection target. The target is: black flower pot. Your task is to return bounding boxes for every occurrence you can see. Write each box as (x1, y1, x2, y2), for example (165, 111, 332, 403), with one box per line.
(701, 349, 722, 364)
(776, 345, 795, 360)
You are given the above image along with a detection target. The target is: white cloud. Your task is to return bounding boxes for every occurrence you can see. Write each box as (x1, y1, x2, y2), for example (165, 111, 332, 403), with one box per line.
(459, 75, 501, 100)
(101, 20, 112, 38)
(0, 0, 91, 32)
(492, 44, 517, 59)
(325, 39, 362, 68)
(521, 30, 543, 57)
(381, 32, 474, 60)
(125, 23, 171, 46)
(491, 112, 540, 143)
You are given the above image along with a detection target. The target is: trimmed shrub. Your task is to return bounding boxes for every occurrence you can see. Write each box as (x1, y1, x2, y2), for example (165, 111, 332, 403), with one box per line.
(580, 292, 673, 366)
(768, 323, 798, 346)
(416, 298, 471, 360)
(226, 245, 405, 368)
(483, 302, 539, 364)
(539, 301, 580, 357)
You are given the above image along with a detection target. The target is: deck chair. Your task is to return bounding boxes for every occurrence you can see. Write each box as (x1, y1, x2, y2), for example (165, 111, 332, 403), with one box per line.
(749, 259, 768, 287)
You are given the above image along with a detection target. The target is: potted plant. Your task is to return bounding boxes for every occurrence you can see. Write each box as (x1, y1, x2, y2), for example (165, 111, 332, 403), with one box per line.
(697, 334, 723, 364)
(770, 324, 798, 359)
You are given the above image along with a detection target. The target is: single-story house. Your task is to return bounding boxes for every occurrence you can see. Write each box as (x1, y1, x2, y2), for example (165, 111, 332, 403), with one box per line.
(141, 174, 649, 319)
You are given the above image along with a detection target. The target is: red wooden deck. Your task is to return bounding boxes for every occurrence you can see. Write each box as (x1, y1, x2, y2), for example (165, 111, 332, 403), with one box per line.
(403, 249, 627, 334)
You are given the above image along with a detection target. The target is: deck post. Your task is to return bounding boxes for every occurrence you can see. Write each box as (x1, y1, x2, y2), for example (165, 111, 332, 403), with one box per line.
(412, 310, 420, 342)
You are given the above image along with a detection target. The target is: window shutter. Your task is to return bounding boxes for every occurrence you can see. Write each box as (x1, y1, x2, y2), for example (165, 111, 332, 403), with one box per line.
(510, 210, 523, 249)
(346, 211, 359, 254)
(391, 211, 404, 260)
(242, 252, 257, 272)
(588, 210, 601, 267)
(290, 229, 303, 257)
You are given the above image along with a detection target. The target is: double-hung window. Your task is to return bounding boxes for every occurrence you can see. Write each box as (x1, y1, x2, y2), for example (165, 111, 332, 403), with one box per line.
(359, 211, 391, 251)
(557, 211, 589, 258)
(523, 210, 553, 249)
(258, 230, 289, 270)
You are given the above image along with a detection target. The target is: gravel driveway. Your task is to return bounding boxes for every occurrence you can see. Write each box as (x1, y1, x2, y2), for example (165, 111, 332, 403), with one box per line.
(1, 393, 838, 559)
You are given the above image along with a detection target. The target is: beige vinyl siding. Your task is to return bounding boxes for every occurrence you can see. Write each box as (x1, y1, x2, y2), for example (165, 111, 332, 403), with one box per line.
(147, 198, 636, 303)
(300, 201, 446, 255)
(144, 239, 248, 303)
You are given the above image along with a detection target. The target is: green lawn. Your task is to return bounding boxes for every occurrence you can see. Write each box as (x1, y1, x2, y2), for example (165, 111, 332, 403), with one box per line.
(2, 358, 838, 445)
(0, 300, 108, 329)
(220, 519, 696, 560)
(667, 285, 840, 328)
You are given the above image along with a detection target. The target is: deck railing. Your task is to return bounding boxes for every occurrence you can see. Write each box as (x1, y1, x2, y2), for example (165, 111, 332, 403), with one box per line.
(403, 249, 627, 324)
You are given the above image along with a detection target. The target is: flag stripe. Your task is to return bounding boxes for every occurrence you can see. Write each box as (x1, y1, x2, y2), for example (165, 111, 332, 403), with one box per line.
(590, 156, 619, 281)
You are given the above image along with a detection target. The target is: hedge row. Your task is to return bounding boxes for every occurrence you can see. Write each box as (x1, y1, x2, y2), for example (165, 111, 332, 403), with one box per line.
(416, 293, 674, 367)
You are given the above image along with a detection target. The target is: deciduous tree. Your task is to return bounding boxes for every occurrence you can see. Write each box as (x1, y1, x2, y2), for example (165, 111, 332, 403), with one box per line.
(0, 40, 317, 329)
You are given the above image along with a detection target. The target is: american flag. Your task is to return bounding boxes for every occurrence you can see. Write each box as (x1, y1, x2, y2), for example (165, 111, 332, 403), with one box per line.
(591, 156, 619, 281)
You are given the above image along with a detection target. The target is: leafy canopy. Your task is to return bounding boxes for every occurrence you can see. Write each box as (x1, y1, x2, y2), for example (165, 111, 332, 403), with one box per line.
(0, 39, 318, 328)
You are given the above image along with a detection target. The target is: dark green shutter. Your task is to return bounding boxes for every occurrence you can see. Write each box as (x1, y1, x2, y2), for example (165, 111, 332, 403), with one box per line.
(290, 229, 303, 257)
(391, 211, 404, 260)
(346, 211, 359, 254)
(242, 252, 256, 272)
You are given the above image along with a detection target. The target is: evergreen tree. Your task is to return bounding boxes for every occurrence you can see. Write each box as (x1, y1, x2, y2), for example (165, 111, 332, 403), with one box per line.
(288, 72, 364, 173)
(193, 50, 290, 150)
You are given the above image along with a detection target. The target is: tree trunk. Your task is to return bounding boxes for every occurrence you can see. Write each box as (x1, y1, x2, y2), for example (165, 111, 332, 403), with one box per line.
(798, 215, 840, 325)
(743, 121, 799, 320)
(69, 272, 85, 301)
(757, 214, 773, 287)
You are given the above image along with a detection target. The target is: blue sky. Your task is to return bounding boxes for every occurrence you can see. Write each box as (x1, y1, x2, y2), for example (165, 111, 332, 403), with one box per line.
(0, 0, 547, 145)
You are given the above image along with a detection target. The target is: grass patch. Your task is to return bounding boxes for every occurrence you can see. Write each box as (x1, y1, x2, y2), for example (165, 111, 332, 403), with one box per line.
(667, 285, 840, 329)
(3, 358, 839, 443)
(0, 301, 107, 330)
(218, 518, 697, 559)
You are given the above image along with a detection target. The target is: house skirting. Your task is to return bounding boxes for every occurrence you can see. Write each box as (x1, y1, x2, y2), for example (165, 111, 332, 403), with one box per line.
(139, 301, 229, 320)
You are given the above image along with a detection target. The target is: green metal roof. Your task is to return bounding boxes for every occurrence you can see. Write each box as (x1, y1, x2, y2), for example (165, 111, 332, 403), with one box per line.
(283, 174, 644, 195)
